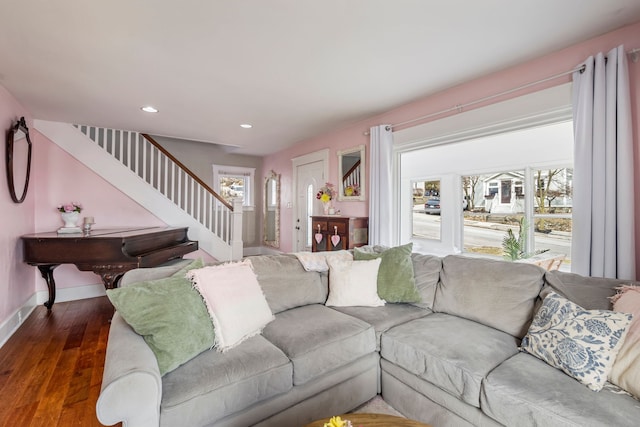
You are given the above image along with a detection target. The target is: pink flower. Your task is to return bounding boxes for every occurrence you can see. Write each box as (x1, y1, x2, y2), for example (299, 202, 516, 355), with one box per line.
(57, 202, 82, 213)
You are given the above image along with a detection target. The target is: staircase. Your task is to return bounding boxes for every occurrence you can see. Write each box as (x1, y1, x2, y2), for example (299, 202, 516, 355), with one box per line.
(342, 159, 361, 193)
(34, 120, 243, 261)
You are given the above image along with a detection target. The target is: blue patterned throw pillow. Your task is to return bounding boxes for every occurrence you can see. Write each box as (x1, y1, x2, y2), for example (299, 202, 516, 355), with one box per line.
(521, 291, 632, 391)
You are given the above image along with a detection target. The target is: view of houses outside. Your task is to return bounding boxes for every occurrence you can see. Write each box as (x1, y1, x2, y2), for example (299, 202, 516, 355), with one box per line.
(218, 176, 245, 204)
(413, 168, 572, 265)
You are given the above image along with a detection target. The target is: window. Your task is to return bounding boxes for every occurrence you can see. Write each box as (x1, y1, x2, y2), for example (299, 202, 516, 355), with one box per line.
(398, 118, 573, 265)
(212, 165, 255, 209)
(412, 179, 441, 241)
(396, 83, 573, 260)
(462, 166, 572, 264)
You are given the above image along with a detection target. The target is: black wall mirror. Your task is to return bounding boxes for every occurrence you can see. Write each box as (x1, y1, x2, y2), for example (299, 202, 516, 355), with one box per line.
(6, 116, 33, 203)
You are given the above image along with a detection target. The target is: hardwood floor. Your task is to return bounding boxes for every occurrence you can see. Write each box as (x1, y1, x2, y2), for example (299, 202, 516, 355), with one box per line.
(0, 296, 121, 427)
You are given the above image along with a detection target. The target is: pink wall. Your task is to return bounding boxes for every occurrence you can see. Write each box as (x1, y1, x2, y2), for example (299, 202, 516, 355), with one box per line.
(30, 132, 168, 289)
(30, 132, 214, 291)
(0, 86, 36, 325)
(0, 101, 213, 327)
(264, 21, 640, 277)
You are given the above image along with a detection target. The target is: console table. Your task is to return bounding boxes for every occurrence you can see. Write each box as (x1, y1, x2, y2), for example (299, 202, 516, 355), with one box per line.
(310, 216, 368, 252)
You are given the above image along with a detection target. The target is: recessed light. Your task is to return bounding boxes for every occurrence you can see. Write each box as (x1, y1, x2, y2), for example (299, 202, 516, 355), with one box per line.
(240, 123, 252, 129)
(141, 106, 159, 113)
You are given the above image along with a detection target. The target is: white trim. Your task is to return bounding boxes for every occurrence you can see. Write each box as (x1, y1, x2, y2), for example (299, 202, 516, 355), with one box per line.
(396, 106, 572, 154)
(36, 283, 107, 306)
(337, 144, 366, 201)
(291, 149, 329, 252)
(394, 83, 573, 153)
(0, 294, 38, 349)
(0, 283, 106, 350)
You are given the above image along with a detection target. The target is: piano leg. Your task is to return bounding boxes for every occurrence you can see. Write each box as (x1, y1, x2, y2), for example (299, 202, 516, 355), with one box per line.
(36, 264, 59, 310)
(97, 270, 126, 289)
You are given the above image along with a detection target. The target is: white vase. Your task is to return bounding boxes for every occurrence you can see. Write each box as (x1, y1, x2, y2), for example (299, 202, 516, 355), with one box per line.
(323, 201, 331, 215)
(60, 211, 80, 228)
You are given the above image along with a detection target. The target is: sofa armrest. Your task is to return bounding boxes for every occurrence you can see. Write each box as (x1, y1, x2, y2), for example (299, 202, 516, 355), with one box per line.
(96, 313, 162, 427)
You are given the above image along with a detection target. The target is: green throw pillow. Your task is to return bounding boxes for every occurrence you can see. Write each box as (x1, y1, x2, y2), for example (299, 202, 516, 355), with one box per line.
(106, 259, 215, 375)
(354, 243, 420, 303)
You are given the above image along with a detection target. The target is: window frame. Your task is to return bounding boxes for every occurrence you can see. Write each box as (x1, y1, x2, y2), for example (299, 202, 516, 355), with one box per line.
(394, 83, 574, 257)
(212, 164, 256, 210)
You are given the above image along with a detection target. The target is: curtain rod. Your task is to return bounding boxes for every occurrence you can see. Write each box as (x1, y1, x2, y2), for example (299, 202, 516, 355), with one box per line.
(366, 47, 639, 134)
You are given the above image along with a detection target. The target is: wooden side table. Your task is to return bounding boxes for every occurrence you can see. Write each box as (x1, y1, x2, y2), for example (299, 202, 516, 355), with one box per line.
(303, 413, 431, 427)
(310, 215, 368, 252)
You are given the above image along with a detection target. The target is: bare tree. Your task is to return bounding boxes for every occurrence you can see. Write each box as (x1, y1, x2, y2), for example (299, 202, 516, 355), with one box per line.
(535, 169, 564, 214)
(462, 175, 480, 210)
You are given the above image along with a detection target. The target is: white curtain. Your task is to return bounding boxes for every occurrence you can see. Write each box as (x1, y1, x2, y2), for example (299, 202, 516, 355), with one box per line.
(369, 125, 393, 246)
(571, 45, 635, 279)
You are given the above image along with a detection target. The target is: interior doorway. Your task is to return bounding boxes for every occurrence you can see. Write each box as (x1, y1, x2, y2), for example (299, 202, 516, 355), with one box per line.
(292, 150, 329, 252)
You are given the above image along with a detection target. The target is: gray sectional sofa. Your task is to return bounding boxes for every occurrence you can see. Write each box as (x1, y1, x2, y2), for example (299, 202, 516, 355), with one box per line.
(96, 252, 640, 427)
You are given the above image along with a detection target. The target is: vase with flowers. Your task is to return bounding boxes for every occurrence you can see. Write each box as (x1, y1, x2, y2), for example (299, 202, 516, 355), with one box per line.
(57, 202, 83, 232)
(316, 183, 335, 215)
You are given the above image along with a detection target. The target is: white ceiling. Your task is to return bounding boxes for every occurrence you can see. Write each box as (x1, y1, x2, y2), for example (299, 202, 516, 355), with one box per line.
(2, 1, 640, 156)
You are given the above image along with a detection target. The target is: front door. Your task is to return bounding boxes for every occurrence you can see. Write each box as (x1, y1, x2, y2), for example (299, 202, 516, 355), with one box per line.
(294, 160, 325, 252)
(500, 180, 511, 204)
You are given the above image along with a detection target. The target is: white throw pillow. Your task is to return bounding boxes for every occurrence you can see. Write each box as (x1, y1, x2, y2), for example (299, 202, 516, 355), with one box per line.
(325, 258, 385, 307)
(187, 260, 274, 351)
(521, 291, 632, 391)
(293, 250, 353, 272)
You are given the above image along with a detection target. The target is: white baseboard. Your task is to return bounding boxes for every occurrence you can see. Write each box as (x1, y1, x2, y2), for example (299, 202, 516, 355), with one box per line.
(0, 294, 38, 349)
(0, 283, 107, 350)
(35, 282, 107, 306)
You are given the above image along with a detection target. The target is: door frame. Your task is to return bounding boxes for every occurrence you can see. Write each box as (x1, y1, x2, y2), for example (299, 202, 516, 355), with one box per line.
(291, 149, 329, 252)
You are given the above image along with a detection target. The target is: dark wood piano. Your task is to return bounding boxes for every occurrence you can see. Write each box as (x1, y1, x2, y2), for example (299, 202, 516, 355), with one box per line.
(22, 226, 198, 309)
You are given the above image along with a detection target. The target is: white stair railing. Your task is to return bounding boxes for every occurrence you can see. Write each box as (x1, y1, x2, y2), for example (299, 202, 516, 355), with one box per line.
(342, 160, 361, 189)
(73, 125, 241, 259)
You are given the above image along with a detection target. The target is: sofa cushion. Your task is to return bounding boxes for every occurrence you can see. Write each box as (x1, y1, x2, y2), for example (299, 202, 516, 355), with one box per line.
(481, 352, 640, 427)
(434, 255, 544, 338)
(410, 252, 442, 309)
(381, 313, 519, 408)
(249, 254, 328, 314)
(160, 335, 292, 427)
(542, 270, 626, 310)
(520, 291, 632, 391)
(106, 258, 214, 375)
(333, 304, 431, 351)
(354, 243, 421, 303)
(262, 304, 375, 385)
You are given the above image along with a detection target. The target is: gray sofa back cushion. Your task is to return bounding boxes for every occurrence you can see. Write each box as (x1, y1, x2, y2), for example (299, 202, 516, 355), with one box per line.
(541, 270, 629, 310)
(250, 254, 328, 314)
(410, 253, 442, 309)
(434, 255, 545, 338)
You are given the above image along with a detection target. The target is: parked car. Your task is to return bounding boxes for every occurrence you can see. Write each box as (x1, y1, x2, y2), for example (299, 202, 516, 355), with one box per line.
(424, 197, 468, 215)
(424, 197, 441, 215)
